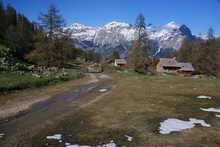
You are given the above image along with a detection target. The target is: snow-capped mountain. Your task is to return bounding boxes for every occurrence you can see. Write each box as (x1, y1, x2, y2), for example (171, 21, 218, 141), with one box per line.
(65, 21, 195, 58)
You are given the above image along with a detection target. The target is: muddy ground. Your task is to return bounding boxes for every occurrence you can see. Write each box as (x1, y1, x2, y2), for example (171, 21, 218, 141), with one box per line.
(0, 73, 114, 146)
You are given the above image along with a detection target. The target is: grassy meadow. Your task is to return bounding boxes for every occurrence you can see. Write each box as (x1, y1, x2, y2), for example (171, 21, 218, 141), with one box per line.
(20, 72, 220, 147)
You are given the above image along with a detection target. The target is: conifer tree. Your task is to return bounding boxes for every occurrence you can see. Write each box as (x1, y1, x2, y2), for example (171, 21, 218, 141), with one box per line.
(207, 27, 215, 40)
(0, 0, 6, 40)
(6, 4, 17, 27)
(39, 4, 65, 38)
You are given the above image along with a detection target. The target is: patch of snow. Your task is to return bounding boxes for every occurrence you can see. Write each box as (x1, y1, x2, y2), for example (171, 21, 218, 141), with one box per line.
(216, 115, 220, 118)
(0, 133, 5, 138)
(46, 134, 62, 140)
(66, 145, 91, 147)
(65, 141, 116, 147)
(200, 108, 220, 113)
(65, 143, 71, 146)
(153, 47, 161, 56)
(104, 143, 117, 147)
(164, 21, 180, 29)
(189, 118, 211, 127)
(99, 89, 107, 93)
(67, 145, 83, 147)
(159, 118, 211, 134)
(196, 96, 212, 99)
(125, 135, 133, 142)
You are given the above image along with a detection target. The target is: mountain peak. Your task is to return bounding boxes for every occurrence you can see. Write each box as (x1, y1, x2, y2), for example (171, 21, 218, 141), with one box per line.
(69, 23, 96, 30)
(104, 21, 130, 29)
(164, 21, 180, 29)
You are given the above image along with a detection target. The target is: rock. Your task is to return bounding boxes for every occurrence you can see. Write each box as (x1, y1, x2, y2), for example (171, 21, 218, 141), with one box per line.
(32, 74, 41, 78)
(27, 65, 35, 71)
(62, 72, 68, 76)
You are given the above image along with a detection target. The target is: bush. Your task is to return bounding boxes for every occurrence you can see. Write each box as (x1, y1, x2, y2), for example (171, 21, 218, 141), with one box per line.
(0, 47, 13, 58)
(0, 71, 84, 93)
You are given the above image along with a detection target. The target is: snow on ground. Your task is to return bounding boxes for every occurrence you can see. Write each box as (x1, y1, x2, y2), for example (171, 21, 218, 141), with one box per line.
(216, 115, 220, 118)
(125, 135, 133, 142)
(65, 142, 116, 147)
(103, 143, 117, 147)
(200, 108, 220, 113)
(99, 89, 107, 93)
(189, 118, 211, 127)
(159, 118, 211, 134)
(65, 143, 71, 146)
(46, 134, 62, 140)
(196, 96, 212, 99)
(46, 134, 117, 147)
(66, 145, 91, 147)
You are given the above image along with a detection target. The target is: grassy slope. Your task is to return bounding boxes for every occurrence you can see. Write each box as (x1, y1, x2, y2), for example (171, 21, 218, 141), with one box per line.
(0, 71, 84, 93)
(22, 73, 220, 147)
(0, 43, 6, 49)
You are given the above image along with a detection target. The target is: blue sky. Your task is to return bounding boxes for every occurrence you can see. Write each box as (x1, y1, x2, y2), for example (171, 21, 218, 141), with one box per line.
(3, 0, 220, 35)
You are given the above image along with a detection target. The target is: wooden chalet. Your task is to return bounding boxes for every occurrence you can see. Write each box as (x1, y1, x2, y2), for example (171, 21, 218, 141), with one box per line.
(156, 58, 195, 75)
(114, 59, 127, 67)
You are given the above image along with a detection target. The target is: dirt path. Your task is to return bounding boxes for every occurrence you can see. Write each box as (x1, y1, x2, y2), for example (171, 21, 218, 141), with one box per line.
(0, 73, 113, 144)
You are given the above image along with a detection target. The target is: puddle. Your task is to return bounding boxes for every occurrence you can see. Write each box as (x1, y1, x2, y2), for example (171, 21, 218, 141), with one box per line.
(159, 118, 211, 134)
(196, 96, 212, 99)
(31, 83, 98, 113)
(216, 115, 220, 118)
(200, 108, 220, 113)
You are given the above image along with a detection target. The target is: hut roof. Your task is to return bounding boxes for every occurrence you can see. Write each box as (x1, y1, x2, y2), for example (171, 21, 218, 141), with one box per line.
(159, 58, 181, 67)
(179, 63, 195, 72)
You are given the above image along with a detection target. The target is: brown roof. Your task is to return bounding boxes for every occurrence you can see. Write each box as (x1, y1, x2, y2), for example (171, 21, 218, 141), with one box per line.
(179, 63, 195, 72)
(159, 58, 182, 67)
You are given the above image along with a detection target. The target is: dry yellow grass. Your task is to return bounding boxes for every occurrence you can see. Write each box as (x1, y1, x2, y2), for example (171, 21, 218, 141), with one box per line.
(7, 72, 220, 147)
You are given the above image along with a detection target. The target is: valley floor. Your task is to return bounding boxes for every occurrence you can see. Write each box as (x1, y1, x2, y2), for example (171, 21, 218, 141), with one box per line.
(1, 72, 220, 147)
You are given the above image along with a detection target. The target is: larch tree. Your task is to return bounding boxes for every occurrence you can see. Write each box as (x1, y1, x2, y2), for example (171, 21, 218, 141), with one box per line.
(39, 4, 65, 38)
(128, 13, 149, 73)
(26, 4, 75, 67)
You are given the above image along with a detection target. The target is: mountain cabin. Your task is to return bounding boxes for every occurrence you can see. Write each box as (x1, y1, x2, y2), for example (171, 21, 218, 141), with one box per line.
(114, 59, 127, 67)
(156, 58, 195, 75)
